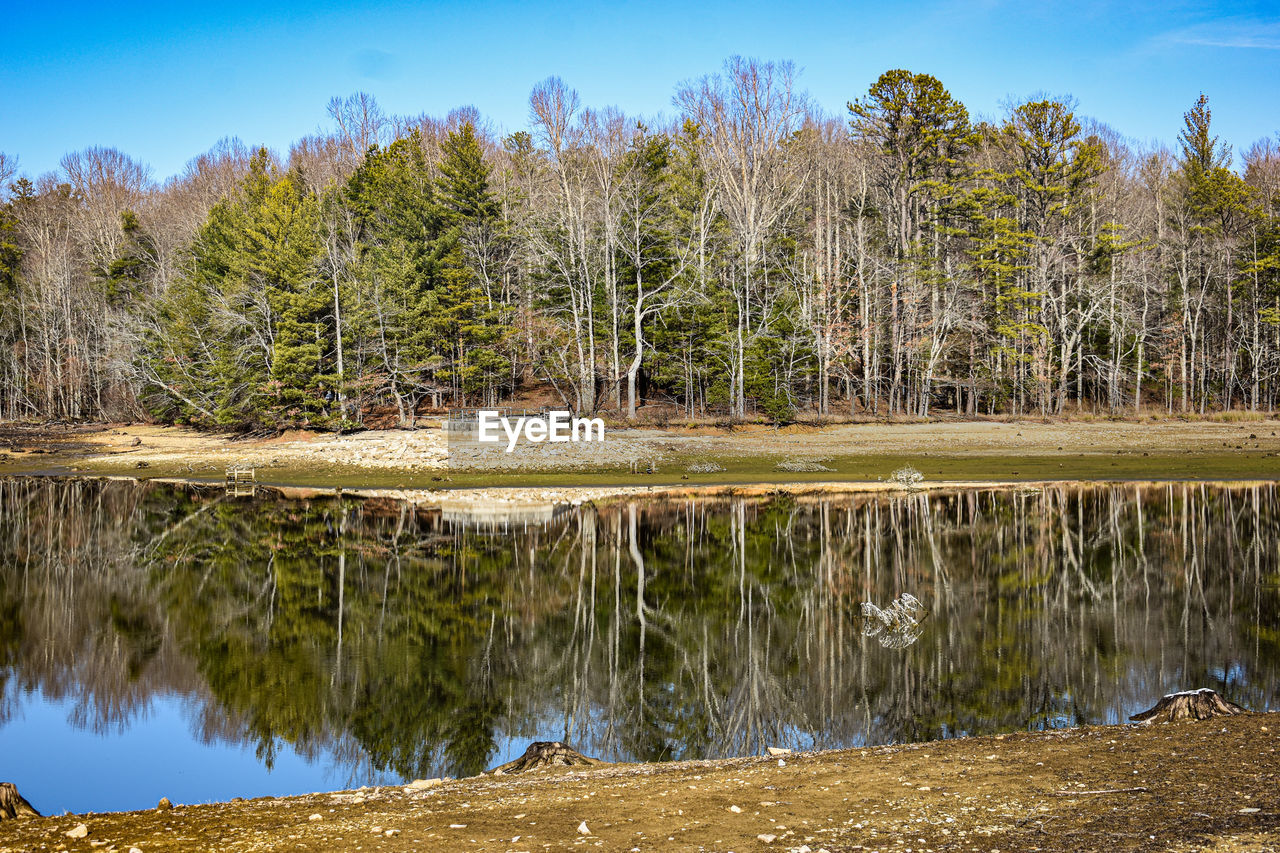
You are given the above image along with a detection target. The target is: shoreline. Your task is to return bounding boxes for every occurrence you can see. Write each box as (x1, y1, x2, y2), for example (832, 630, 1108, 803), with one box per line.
(3, 714, 1276, 852)
(9, 471, 1280, 510)
(4, 418, 1280, 502)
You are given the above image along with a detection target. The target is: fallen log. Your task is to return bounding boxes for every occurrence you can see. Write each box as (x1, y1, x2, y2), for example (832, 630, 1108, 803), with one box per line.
(490, 741, 605, 775)
(0, 782, 41, 820)
(1129, 688, 1247, 724)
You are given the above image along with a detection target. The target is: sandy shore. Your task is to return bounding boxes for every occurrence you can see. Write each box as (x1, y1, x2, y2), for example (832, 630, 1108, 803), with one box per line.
(5, 417, 1280, 467)
(3, 418, 1280, 499)
(2, 714, 1276, 852)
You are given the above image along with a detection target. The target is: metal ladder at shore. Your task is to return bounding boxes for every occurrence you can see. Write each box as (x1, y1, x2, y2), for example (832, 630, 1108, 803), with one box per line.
(225, 465, 256, 497)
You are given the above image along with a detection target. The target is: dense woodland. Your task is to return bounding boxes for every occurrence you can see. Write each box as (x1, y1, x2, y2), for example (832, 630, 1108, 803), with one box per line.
(2, 59, 1279, 429)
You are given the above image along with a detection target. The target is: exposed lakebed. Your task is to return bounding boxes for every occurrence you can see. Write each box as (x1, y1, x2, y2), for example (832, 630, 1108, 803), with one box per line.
(1, 477, 1277, 815)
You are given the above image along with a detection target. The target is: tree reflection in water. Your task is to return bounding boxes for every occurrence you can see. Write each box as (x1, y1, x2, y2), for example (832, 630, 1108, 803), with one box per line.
(0, 478, 1276, 785)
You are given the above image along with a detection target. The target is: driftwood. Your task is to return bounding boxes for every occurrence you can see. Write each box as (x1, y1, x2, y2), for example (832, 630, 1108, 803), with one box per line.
(1130, 688, 1247, 724)
(860, 593, 927, 649)
(490, 741, 604, 775)
(0, 783, 41, 820)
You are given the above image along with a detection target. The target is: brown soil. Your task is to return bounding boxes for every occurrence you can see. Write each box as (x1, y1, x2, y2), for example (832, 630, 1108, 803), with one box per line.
(2, 714, 1276, 852)
(3, 417, 1280, 480)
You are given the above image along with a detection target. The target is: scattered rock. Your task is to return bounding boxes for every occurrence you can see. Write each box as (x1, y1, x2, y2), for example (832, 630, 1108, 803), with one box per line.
(577, 820, 590, 834)
(308, 813, 323, 821)
(729, 805, 742, 813)
(66, 823, 89, 838)
(776, 460, 834, 473)
(767, 747, 792, 756)
(129, 437, 142, 447)
(405, 777, 442, 790)
(758, 833, 778, 843)
(156, 797, 172, 811)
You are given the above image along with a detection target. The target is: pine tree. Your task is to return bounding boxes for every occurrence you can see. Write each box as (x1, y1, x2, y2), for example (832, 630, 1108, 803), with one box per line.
(346, 134, 443, 423)
(434, 122, 508, 403)
(437, 122, 499, 224)
(146, 150, 327, 428)
(254, 174, 325, 425)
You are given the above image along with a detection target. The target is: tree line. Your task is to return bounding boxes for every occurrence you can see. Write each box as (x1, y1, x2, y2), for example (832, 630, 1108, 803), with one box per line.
(2, 58, 1279, 429)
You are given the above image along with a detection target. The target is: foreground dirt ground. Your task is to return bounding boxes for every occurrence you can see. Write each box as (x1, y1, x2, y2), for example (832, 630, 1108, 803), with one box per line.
(3, 418, 1280, 494)
(2, 714, 1276, 852)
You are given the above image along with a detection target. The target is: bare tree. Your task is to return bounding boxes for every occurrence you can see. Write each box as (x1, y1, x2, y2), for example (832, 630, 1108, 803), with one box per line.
(676, 57, 809, 416)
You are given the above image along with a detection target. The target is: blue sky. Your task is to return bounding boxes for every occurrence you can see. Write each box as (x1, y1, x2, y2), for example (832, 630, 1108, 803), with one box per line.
(3, 0, 1279, 182)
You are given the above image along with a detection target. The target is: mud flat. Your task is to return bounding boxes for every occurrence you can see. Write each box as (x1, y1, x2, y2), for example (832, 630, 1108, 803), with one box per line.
(3, 418, 1280, 495)
(2, 714, 1276, 852)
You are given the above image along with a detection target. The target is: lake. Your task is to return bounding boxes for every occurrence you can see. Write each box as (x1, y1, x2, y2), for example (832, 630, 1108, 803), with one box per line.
(1, 477, 1277, 815)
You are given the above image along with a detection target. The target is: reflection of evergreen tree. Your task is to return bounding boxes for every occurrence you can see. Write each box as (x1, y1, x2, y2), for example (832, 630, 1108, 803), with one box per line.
(1, 478, 1278, 784)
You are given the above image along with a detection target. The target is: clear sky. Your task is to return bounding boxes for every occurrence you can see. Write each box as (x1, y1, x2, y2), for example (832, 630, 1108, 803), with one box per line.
(3, 0, 1279, 183)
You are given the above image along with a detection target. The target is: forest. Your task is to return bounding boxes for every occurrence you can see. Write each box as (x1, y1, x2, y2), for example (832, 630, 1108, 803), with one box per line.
(1, 58, 1279, 429)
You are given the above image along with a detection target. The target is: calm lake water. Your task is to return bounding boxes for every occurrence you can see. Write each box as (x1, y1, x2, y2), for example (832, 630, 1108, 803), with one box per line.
(1, 477, 1277, 815)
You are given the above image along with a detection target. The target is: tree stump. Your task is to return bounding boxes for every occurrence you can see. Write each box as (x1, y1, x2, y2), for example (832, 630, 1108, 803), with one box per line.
(490, 742, 604, 775)
(1129, 688, 1248, 724)
(0, 783, 41, 820)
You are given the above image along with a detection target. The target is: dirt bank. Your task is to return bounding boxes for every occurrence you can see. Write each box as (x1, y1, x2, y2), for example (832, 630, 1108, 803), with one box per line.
(2, 714, 1276, 852)
(3, 418, 1280, 494)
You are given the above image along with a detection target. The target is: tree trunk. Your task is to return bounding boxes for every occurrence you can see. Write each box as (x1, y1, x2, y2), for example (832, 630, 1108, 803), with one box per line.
(1129, 689, 1247, 724)
(490, 742, 604, 775)
(0, 783, 41, 820)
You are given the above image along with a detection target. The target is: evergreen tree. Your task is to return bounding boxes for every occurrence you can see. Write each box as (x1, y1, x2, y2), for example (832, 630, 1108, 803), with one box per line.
(434, 122, 509, 403)
(146, 151, 327, 428)
(347, 134, 444, 423)
(254, 174, 325, 424)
